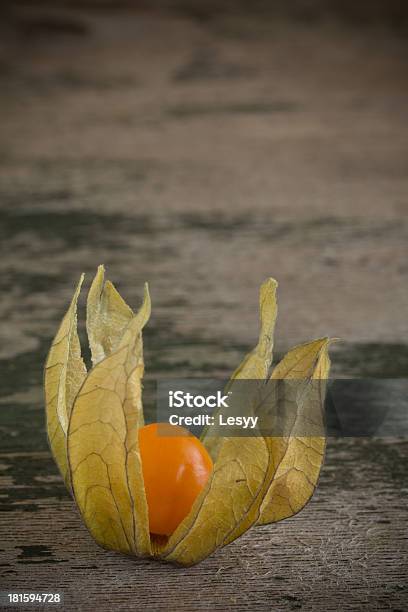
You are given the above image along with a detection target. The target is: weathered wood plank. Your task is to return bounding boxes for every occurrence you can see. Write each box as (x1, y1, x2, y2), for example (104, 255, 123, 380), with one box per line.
(1, 439, 407, 611)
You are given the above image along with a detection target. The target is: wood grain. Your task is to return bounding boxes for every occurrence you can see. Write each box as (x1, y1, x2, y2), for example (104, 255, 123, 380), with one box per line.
(1, 439, 407, 611)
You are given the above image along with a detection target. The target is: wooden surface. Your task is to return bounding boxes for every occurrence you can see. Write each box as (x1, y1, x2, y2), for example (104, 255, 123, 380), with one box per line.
(0, 6, 408, 611)
(1, 439, 408, 611)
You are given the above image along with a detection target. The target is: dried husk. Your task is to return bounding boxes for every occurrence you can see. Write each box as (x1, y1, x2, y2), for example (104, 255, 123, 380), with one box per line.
(44, 267, 331, 566)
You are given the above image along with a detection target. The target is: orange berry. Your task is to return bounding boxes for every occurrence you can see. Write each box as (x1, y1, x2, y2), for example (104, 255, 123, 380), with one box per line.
(138, 423, 213, 536)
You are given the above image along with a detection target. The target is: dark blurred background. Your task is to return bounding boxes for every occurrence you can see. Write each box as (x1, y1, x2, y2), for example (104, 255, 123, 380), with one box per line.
(2, 0, 408, 25)
(0, 0, 407, 367)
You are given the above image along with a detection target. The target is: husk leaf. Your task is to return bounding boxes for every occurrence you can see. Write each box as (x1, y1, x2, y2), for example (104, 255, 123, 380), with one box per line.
(86, 264, 134, 366)
(201, 278, 278, 460)
(161, 279, 285, 565)
(44, 275, 87, 490)
(256, 338, 330, 525)
(67, 284, 151, 556)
